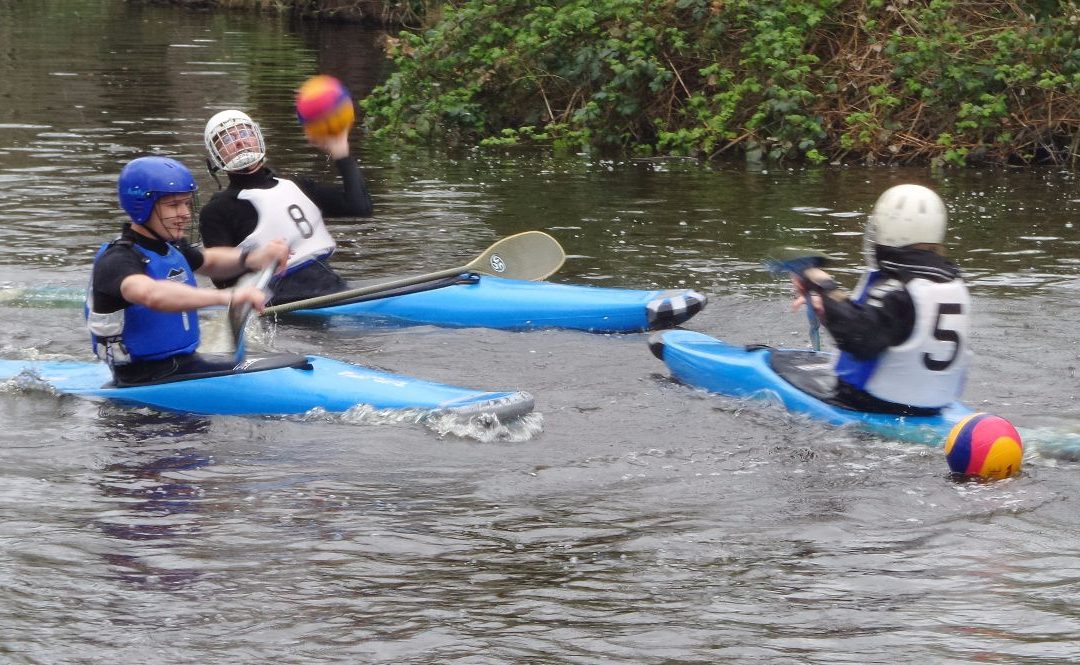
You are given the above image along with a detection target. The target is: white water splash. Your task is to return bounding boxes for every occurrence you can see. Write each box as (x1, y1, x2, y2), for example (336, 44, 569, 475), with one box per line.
(295, 404, 544, 443)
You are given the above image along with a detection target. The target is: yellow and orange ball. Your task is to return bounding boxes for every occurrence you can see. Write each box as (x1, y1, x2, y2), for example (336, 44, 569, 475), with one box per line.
(295, 75, 355, 139)
(945, 413, 1023, 480)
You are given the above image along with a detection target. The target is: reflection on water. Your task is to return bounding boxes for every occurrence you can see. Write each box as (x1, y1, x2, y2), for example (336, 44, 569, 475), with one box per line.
(92, 410, 215, 590)
(1, 1, 1080, 663)
(97, 449, 212, 590)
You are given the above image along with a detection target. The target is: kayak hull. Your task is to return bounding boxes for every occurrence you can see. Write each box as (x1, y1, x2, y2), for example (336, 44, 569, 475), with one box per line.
(283, 276, 706, 333)
(649, 329, 974, 446)
(0, 354, 533, 419)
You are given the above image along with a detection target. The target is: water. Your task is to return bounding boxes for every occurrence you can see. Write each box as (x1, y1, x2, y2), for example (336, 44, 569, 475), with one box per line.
(2, 2, 1080, 663)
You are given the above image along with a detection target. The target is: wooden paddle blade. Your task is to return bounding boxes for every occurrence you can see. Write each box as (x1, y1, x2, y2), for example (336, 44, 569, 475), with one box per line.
(465, 231, 565, 281)
(763, 246, 834, 275)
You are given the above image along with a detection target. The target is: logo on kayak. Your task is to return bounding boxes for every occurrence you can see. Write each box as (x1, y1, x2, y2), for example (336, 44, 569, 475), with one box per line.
(489, 254, 506, 273)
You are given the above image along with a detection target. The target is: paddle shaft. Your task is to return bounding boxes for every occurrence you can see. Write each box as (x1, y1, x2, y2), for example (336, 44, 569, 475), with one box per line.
(261, 231, 565, 316)
(804, 296, 822, 351)
(265, 266, 472, 315)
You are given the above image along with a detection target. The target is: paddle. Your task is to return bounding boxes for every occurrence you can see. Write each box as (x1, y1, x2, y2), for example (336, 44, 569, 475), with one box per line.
(227, 262, 276, 364)
(261, 230, 566, 316)
(763, 247, 834, 352)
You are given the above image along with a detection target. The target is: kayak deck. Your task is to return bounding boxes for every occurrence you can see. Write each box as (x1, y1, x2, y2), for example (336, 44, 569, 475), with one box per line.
(0, 353, 534, 419)
(649, 329, 973, 446)
(279, 275, 706, 333)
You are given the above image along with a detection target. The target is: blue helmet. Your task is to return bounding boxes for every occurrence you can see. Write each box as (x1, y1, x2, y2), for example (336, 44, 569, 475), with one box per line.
(117, 156, 197, 225)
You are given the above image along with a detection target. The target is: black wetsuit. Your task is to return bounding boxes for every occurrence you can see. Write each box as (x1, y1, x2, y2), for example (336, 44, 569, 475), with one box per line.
(198, 158, 372, 304)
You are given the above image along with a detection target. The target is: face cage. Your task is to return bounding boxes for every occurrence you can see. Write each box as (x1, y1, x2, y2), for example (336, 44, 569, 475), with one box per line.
(150, 191, 201, 244)
(185, 191, 202, 245)
(207, 118, 266, 173)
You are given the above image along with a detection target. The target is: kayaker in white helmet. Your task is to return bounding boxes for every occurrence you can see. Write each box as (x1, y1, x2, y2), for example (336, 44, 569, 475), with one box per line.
(198, 109, 372, 305)
(792, 183, 972, 416)
(87, 156, 289, 386)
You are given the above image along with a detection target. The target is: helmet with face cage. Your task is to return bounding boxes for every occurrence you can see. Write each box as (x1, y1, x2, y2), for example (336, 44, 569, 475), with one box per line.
(204, 109, 266, 174)
(117, 156, 197, 225)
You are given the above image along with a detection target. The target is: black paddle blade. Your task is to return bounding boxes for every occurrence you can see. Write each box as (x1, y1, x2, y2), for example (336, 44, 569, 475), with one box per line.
(763, 246, 834, 275)
(228, 264, 276, 364)
(228, 300, 252, 350)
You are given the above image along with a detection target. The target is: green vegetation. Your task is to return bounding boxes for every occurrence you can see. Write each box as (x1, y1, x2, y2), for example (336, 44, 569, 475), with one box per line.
(360, 0, 1080, 166)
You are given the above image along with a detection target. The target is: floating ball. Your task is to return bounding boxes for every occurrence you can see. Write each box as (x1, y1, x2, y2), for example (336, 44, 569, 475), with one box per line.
(945, 413, 1023, 479)
(295, 75, 355, 139)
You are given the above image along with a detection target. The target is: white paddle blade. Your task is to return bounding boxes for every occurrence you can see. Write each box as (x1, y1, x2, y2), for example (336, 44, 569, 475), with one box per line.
(466, 231, 565, 281)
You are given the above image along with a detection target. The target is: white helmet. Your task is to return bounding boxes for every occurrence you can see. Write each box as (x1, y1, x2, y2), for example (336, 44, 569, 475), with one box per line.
(866, 184, 947, 248)
(204, 110, 266, 173)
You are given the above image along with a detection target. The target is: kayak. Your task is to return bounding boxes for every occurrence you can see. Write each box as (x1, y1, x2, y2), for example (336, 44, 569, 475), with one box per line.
(0, 353, 533, 419)
(1, 277, 707, 333)
(277, 275, 707, 333)
(648, 329, 974, 446)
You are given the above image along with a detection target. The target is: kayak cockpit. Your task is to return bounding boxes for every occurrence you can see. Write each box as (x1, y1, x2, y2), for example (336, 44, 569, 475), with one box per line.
(106, 353, 312, 389)
(767, 348, 837, 402)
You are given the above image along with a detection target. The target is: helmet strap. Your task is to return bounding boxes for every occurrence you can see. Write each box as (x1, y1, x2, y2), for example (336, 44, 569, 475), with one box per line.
(138, 206, 186, 245)
(206, 157, 224, 190)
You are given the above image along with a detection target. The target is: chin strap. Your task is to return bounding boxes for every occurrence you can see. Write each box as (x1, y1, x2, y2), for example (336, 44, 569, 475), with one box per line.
(140, 217, 192, 247)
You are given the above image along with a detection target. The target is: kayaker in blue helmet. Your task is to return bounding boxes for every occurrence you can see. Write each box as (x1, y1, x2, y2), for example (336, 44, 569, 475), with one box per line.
(87, 155, 290, 386)
(198, 109, 373, 305)
(792, 183, 972, 416)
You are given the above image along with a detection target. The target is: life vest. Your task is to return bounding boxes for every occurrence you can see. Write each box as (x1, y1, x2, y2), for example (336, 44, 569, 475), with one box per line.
(86, 240, 200, 366)
(237, 178, 335, 271)
(834, 273, 971, 408)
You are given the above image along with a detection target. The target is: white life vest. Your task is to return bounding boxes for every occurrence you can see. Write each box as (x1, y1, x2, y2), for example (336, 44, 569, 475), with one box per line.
(238, 178, 336, 269)
(836, 277, 971, 407)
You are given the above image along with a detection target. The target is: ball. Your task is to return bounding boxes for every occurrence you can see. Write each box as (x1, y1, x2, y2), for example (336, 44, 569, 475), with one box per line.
(944, 413, 1023, 479)
(295, 75, 355, 139)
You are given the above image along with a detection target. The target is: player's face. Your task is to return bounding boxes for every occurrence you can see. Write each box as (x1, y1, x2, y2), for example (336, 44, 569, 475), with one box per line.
(149, 193, 195, 240)
(212, 123, 262, 173)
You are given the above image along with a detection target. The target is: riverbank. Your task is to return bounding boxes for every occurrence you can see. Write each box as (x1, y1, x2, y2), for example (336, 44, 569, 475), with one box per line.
(152, 0, 432, 26)
(160, 0, 1080, 167)
(359, 1, 1080, 167)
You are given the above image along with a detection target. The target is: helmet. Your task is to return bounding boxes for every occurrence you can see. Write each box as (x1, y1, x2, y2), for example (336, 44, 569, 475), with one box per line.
(117, 156, 197, 225)
(866, 184, 947, 248)
(204, 109, 266, 173)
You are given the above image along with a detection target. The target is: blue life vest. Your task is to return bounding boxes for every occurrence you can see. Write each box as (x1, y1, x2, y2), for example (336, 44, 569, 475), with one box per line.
(86, 240, 200, 365)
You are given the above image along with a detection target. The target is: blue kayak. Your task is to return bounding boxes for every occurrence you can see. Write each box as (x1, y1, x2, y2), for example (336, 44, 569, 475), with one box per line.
(279, 275, 707, 333)
(649, 329, 974, 446)
(0, 353, 533, 419)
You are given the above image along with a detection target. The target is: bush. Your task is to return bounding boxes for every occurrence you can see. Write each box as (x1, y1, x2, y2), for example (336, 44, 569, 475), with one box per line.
(361, 0, 1080, 166)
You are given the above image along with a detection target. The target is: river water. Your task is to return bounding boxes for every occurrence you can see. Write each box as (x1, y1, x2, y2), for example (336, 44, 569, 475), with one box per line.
(2, 2, 1080, 663)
